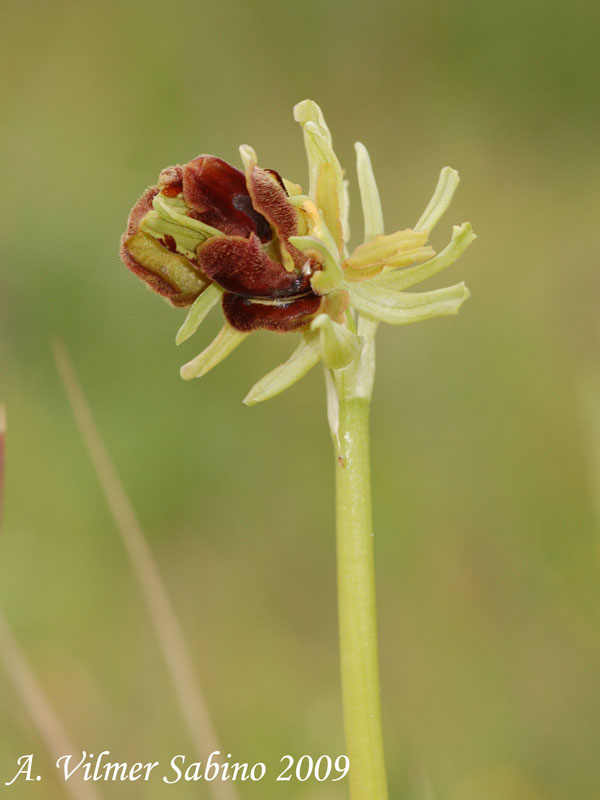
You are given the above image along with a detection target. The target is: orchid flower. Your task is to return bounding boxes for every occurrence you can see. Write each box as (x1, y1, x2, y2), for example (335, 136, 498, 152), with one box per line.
(120, 100, 475, 404)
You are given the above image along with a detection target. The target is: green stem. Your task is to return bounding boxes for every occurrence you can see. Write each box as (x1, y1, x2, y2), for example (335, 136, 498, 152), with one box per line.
(331, 319, 388, 800)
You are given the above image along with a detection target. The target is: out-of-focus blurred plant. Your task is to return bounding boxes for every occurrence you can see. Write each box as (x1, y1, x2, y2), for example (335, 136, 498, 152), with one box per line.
(120, 100, 476, 800)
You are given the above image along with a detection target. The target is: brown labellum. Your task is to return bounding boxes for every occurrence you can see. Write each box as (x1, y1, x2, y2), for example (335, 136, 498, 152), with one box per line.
(198, 234, 310, 298)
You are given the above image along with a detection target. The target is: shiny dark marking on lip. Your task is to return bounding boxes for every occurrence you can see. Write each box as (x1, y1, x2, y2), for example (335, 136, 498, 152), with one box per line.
(227, 286, 314, 301)
(222, 291, 321, 332)
(258, 273, 311, 299)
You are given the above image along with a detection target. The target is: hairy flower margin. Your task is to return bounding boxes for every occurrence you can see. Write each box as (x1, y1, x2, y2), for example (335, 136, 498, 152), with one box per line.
(120, 100, 476, 405)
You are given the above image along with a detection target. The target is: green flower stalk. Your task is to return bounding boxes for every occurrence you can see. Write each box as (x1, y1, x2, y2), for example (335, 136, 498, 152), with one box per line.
(120, 100, 476, 800)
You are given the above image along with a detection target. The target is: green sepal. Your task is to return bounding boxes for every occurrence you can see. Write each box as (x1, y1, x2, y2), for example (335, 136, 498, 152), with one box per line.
(243, 332, 322, 406)
(294, 100, 347, 254)
(347, 281, 470, 325)
(311, 313, 362, 370)
(175, 284, 223, 345)
(180, 324, 248, 380)
(366, 222, 476, 291)
(355, 142, 384, 242)
(125, 232, 207, 297)
(415, 167, 460, 233)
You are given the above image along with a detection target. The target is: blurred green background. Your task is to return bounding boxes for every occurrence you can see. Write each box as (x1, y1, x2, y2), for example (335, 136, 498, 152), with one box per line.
(2, 0, 600, 797)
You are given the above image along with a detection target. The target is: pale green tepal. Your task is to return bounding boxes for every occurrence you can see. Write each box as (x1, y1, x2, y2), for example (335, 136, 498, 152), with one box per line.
(155, 100, 476, 800)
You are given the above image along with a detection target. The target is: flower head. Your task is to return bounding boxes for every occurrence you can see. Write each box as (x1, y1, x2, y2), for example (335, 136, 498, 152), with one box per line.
(120, 100, 476, 403)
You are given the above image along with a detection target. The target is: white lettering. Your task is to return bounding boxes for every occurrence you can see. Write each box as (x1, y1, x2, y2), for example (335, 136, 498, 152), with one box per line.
(250, 762, 266, 781)
(163, 755, 184, 784)
(5, 755, 35, 786)
(56, 752, 87, 781)
(92, 751, 110, 781)
(205, 751, 220, 781)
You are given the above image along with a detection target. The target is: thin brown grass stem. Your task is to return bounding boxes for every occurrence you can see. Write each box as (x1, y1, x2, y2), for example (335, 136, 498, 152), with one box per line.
(0, 405, 5, 529)
(0, 409, 100, 799)
(52, 341, 238, 800)
(578, 368, 600, 561)
(0, 610, 104, 800)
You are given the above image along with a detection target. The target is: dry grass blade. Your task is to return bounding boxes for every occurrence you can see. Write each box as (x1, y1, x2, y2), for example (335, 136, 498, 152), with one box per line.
(52, 341, 239, 800)
(579, 367, 600, 560)
(0, 405, 5, 529)
(0, 615, 103, 799)
(0, 409, 102, 799)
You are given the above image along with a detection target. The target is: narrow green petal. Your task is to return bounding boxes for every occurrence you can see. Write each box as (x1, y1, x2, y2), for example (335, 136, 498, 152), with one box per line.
(348, 281, 470, 325)
(294, 100, 345, 254)
(415, 167, 460, 233)
(243, 333, 322, 405)
(153, 192, 223, 240)
(366, 222, 476, 291)
(140, 211, 207, 260)
(294, 99, 334, 151)
(350, 280, 469, 309)
(311, 314, 362, 370)
(175, 284, 223, 345)
(355, 142, 384, 243)
(180, 324, 248, 380)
